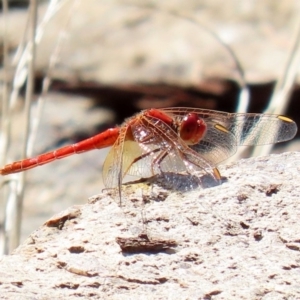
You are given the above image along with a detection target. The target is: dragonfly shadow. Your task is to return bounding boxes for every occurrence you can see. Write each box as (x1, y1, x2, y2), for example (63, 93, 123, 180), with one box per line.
(105, 172, 227, 207)
(146, 171, 226, 192)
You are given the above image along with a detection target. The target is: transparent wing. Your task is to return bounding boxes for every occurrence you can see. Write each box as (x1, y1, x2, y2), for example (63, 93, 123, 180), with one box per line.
(162, 107, 297, 164)
(102, 118, 195, 188)
(162, 107, 297, 145)
(191, 123, 237, 165)
(128, 115, 216, 179)
(102, 125, 136, 188)
(119, 139, 155, 179)
(223, 114, 297, 145)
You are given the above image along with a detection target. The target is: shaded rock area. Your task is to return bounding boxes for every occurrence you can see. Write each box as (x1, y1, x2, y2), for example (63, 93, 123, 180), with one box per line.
(0, 152, 299, 299)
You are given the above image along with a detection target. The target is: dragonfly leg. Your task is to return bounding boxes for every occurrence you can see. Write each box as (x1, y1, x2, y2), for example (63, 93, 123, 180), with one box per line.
(151, 149, 169, 175)
(123, 148, 161, 177)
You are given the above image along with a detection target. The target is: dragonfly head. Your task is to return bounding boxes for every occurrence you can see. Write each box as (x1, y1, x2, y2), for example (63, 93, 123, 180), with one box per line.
(179, 113, 207, 145)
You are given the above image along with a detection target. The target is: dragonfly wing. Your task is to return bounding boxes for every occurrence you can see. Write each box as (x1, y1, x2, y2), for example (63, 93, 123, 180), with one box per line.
(162, 107, 297, 146)
(103, 124, 164, 187)
(226, 114, 297, 146)
(191, 122, 237, 165)
(121, 139, 156, 179)
(191, 114, 297, 165)
(102, 141, 122, 189)
(102, 125, 136, 188)
(161, 108, 297, 164)
(130, 115, 215, 178)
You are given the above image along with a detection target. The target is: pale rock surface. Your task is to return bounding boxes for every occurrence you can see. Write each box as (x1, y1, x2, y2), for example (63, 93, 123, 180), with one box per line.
(0, 152, 299, 299)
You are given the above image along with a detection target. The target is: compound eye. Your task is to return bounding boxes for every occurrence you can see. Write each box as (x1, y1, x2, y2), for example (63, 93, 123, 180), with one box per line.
(179, 113, 207, 145)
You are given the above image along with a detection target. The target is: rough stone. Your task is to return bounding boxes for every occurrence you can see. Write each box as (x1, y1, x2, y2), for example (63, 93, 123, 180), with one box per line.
(0, 152, 299, 299)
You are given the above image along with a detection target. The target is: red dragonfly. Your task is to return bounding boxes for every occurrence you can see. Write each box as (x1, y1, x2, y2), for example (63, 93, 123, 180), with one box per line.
(0, 107, 297, 197)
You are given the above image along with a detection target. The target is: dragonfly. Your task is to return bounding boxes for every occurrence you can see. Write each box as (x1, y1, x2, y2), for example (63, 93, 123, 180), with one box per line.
(0, 107, 297, 200)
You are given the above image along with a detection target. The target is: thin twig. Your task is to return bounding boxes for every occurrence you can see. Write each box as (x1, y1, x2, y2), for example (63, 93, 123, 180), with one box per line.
(5, 0, 39, 252)
(28, 0, 80, 155)
(0, 0, 11, 255)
